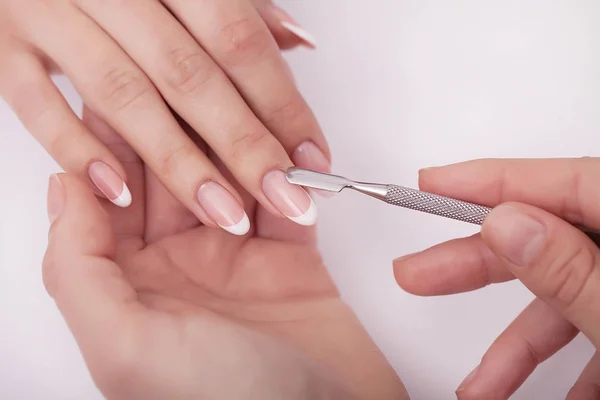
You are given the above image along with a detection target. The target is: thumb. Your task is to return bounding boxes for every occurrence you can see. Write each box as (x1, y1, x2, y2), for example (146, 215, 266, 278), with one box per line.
(43, 173, 143, 372)
(481, 202, 600, 347)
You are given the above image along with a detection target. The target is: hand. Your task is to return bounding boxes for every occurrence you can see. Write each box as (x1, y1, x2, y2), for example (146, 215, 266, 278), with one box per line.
(0, 0, 329, 234)
(393, 158, 600, 399)
(43, 111, 408, 399)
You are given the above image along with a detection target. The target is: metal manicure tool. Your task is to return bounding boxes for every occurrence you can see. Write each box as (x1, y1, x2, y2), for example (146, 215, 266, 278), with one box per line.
(285, 167, 600, 246)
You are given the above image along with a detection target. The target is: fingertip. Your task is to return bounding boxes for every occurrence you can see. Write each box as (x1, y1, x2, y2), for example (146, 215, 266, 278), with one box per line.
(258, 3, 315, 50)
(220, 212, 251, 236)
(48, 173, 116, 254)
(112, 182, 132, 208)
(392, 255, 431, 296)
(417, 166, 440, 191)
(287, 196, 317, 226)
(481, 203, 548, 268)
(280, 21, 317, 49)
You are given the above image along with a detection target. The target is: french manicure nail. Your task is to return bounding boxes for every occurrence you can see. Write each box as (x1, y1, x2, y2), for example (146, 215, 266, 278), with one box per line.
(88, 162, 132, 208)
(47, 174, 65, 224)
(267, 4, 317, 48)
(281, 21, 317, 48)
(456, 365, 479, 393)
(262, 170, 317, 226)
(197, 182, 250, 236)
(292, 141, 332, 197)
(292, 141, 331, 173)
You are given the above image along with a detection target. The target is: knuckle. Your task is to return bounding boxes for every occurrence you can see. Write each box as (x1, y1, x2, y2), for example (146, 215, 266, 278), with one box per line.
(99, 67, 153, 111)
(229, 128, 271, 160)
(562, 157, 600, 226)
(216, 18, 271, 66)
(541, 244, 596, 310)
(162, 48, 216, 94)
(263, 96, 309, 130)
(561, 163, 586, 225)
(159, 143, 196, 177)
(9, 77, 55, 127)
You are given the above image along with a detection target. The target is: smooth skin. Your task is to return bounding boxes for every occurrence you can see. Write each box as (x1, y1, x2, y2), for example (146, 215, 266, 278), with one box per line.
(0, 0, 329, 230)
(43, 110, 408, 399)
(394, 157, 600, 399)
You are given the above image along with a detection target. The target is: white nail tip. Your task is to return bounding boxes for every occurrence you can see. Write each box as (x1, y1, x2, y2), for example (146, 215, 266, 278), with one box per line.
(288, 197, 317, 226)
(220, 213, 250, 236)
(111, 182, 132, 208)
(280, 21, 317, 47)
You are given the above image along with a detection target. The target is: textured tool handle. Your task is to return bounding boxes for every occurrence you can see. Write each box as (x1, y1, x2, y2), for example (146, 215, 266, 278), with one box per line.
(385, 185, 492, 225)
(385, 184, 600, 247)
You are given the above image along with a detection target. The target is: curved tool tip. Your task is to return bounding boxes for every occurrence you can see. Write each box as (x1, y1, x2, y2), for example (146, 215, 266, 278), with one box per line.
(285, 167, 350, 193)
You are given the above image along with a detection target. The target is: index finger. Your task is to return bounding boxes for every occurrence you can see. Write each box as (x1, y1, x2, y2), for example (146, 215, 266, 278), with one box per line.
(419, 157, 600, 229)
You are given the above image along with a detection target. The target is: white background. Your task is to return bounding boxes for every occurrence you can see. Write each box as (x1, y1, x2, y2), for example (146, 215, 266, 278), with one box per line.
(1, 0, 598, 398)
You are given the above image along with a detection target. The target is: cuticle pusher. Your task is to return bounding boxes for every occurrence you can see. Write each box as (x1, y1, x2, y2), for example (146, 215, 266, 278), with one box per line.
(285, 167, 600, 247)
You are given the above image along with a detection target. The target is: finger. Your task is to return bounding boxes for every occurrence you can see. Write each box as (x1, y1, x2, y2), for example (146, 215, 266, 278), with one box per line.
(209, 141, 317, 244)
(72, 0, 317, 228)
(393, 234, 514, 296)
(419, 157, 600, 228)
(252, 0, 317, 50)
(482, 202, 600, 348)
(566, 352, 600, 400)
(162, 0, 327, 157)
(456, 299, 578, 399)
(43, 173, 146, 387)
(30, 4, 249, 235)
(144, 116, 217, 243)
(81, 106, 145, 242)
(0, 47, 130, 208)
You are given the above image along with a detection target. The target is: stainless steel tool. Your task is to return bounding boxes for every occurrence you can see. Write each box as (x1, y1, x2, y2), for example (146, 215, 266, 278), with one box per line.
(285, 167, 600, 246)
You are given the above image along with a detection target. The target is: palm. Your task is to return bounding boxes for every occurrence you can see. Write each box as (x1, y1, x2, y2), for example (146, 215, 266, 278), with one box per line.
(118, 169, 344, 347)
(82, 108, 407, 398)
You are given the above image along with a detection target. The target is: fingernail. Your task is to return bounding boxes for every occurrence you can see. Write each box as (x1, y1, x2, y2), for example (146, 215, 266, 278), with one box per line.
(47, 174, 65, 224)
(292, 141, 331, 173)
(267, 4, 317, 48)
(88, 162, 132, 208)
(262, 170, 317, 226)
(197, 182, 250, 236)
(484, 205, 546, 267)
(393, 252, 417, 264)
(281, 21, 317, 49)
(456, 365, 479, 393)
(292, 141, 332, 198)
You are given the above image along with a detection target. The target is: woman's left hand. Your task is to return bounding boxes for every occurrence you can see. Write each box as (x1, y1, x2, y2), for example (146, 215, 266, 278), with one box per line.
(1, 0, 329, 235)
(394, 157, 600, 399)
(42, 110, 408, 399)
